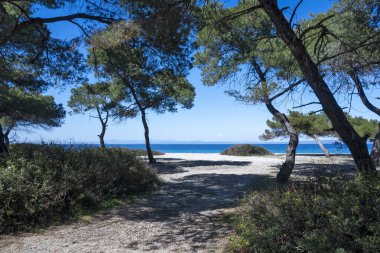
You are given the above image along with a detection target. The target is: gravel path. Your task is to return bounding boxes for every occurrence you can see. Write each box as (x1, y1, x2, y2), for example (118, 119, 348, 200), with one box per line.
(0, 154, 354, 253)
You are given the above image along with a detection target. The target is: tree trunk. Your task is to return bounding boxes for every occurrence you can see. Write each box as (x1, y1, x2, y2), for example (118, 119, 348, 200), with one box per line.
(122, 80, 156, 163)
(259, 0, 376, 174)
(310, 135, 330, 157)
(98, 126, 106, 148)
(251, 57, 299, 183)
(0, 123, 9, 154)
(141, 109, 155, 163)
(96, 107, 107, 149)
(4, 131, 10, 148)
(348, 70, 380, 116)
(265, 102, 299, 183)
(371, 123, 380, 166)
(348, 70, 380, 164)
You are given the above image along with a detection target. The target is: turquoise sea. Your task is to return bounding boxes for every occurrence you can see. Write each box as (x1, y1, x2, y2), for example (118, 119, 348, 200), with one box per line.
(85, 143, 373, 154)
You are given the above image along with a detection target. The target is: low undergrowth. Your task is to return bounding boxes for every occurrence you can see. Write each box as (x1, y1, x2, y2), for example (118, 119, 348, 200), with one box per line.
(221, 144, 273, 156)
(127, 149, 165, 156)
(0, 144, 159, 234)
(228, 175, 380, 253)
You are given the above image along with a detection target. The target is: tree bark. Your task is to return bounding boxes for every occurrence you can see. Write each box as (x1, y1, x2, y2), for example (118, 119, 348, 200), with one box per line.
(96, 107, 107, 148)
(0, 123, 9, 154)
(371, 123, 380, 165)
(141, 109, 155, 163)
(348, 70, 380, 116)
(310, 135, 330, 157)
(259, 0, 376, 174)
(266, 101, 299, 183)
(98, 128, 106, 148)
(122, 79, 156, 163)
(250, 58, 299, 183)
(4, 128, 10, 148)
(348, 70, 380, 164)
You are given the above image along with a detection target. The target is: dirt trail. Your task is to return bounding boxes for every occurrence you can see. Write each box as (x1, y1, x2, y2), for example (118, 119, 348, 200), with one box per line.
(0, 154, 352, 253)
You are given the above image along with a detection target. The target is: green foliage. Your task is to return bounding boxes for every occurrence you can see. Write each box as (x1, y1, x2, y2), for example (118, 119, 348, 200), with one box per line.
(68, 82, 121, 114)
(0, 144, 159, 233)
(0, 1, 86, 91)
(346, 115, 379, 140)
(230, 176, 380, 253)
(260, 111, 333, 140)
(0, 86, 65, 132)
(221, 144, 273, 156)
(195, 0, 301, 103)
(68, 82, 138, 122)
(261, 111, 377, 140)
(88, 25, 196, 116)
(126, 149, 164, 156)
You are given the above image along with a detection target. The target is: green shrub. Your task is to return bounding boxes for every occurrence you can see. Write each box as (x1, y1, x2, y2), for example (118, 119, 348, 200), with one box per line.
(221, 144, 273, 156)
(230, 176, 380, 253)
(127, 148, 165, 156)
(0, 144, 159, 233)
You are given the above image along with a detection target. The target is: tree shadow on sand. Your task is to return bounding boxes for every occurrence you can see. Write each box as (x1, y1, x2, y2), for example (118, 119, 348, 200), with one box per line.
(93, 158, 274, 251)
(151, 158, 252, 174)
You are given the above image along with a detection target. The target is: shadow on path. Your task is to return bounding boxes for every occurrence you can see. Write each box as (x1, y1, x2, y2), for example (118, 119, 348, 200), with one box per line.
(96, 158, 271, 251)
(152, 159, 252, 174)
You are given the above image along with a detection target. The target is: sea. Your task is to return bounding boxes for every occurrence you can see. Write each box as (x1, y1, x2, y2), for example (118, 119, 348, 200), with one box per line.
(78, 143, 373, 155)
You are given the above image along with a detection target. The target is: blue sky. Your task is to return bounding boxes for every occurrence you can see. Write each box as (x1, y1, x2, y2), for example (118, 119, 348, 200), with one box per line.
(18, 0, 380, 144)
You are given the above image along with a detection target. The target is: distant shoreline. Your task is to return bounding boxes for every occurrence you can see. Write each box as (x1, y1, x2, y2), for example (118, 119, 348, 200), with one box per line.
(57, 143, 369, 155)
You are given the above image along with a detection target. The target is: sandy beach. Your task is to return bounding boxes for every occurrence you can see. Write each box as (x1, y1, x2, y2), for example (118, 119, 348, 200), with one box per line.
(0, 153, 355, 253)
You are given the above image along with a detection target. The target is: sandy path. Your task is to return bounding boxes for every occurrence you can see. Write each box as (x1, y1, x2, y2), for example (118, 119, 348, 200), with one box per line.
(0, 154, 354, 253)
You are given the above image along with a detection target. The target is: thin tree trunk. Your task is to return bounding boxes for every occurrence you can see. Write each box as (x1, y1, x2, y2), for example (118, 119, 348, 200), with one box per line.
(309, 134, 330, 157)
(251, 58, 299, 183)
(348, 70, 380, 116)
(259, 0, 376, 174)
(96, 107, 107, 148)
(0, 123, 9, 154)
(4, 130, 10, 148)
(266, 101, 299, 183)
(348, 70, 380, 163)
(122, 80, 156, 163)
(371, 123, 380, 165)
(141, 109, 155, 163)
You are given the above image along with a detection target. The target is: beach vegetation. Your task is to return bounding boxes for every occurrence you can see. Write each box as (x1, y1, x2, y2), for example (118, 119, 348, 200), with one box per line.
(228, 175, 380, 253)
(0, 144, 159, 234)
(68, 82, 138, 148)
(0, 88, 65, 152)
(221, 144, 273, 156)
(261, 111, 378, 157)
(196, 1, 301, 182)
(87, 12, 196, 163)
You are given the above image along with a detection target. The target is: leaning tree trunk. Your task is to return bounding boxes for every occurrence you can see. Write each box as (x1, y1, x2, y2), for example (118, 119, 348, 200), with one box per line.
(0, 123, 9, 154)
(348, 70, 380, 163)
(310, 135, 330, 157)
(266, 101, 299, 183)
(259, 0, 376, 174)
(141, 109, 155, 163)
(348, 70, 380, 116)
(251, 57, 299, 183)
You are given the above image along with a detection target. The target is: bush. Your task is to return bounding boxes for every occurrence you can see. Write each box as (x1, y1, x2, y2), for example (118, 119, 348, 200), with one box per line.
(127, 149, 165, 156)
(0, 144, 159, 233)
(230, 176, 380, 253)
(221, 144, 273, 156)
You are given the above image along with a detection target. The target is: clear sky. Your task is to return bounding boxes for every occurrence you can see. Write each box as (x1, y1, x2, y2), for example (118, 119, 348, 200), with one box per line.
(18, 0, 380, 144)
